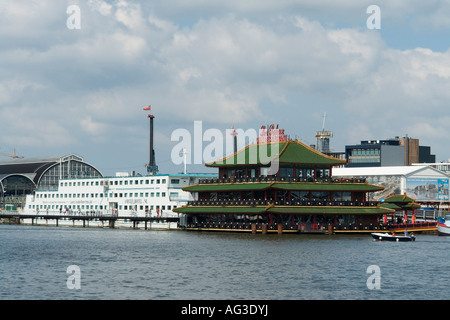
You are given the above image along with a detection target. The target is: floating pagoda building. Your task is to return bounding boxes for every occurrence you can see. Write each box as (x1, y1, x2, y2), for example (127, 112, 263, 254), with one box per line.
(379, 193, 436, 233)
(175, 130, 395, 234)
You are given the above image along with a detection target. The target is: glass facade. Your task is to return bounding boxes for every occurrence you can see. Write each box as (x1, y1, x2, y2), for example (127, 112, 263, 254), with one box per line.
(37, 160, 102, 190)
(348, 148, 381, 164)
(38, 160, 102, 191)
(0, 155, 103, 209)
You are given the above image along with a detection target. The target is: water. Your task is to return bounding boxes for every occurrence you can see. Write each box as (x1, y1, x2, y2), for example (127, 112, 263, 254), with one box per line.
(0, 224, 449, 300)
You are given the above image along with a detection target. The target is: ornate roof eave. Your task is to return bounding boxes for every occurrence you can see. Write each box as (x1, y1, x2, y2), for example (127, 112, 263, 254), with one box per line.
(182, 181, 384, 193)
(173, 205, 395, 215)
(205, 140, 346, 168)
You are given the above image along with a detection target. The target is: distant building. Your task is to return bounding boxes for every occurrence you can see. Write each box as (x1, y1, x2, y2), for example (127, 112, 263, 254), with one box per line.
(315, 130, 333, 154)
(412, 162, 450, 175)
(333, 165, 449, 208)
(345, 136, 435, 167)
(313, 113, 345, 165)
(0, 154, 102, 209)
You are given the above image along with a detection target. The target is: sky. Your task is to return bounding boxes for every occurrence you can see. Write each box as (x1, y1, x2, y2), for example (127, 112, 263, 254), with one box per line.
(1, 1, 450, 176)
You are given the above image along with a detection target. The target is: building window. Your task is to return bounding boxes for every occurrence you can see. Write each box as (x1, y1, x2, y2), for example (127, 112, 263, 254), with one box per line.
(333, 192, 352, 201)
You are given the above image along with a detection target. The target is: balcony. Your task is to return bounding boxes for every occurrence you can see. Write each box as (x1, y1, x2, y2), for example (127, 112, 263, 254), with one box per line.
(187, 199, 378, 207)
(197, 176, 365, 184)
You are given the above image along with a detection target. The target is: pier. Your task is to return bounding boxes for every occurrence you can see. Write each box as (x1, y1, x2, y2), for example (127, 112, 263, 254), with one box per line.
(0, 212, 179, 230)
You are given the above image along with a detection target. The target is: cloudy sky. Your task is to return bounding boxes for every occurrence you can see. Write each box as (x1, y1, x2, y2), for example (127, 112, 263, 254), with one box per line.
(1, 1, 450, 176)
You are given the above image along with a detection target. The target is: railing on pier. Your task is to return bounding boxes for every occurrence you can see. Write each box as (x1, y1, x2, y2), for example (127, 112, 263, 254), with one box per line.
(0, 211, 180, 230)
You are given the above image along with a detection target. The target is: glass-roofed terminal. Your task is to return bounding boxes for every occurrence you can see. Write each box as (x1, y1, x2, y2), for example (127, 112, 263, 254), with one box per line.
(0, 154, 102, 209)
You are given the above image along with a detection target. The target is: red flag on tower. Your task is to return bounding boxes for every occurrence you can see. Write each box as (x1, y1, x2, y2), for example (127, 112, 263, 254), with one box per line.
(143, 105, 151, 110)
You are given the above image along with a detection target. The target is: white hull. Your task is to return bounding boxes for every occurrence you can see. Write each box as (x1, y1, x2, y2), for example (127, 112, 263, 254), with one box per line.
(371, 232, 415, 242)
(437, 217, 450, 236)
(437, 218, 450, 236)
(22, 172, 216, 230)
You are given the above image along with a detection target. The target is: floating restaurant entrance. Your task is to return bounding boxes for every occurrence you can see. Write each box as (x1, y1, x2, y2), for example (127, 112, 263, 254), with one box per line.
(175, 126, 400, 234)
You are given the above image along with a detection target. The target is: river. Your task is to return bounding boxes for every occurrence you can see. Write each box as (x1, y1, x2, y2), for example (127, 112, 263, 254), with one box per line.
(0, 224, 448, 300)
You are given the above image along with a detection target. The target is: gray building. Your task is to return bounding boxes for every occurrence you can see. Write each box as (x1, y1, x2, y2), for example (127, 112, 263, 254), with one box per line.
(333, 165, 449, 209)
(345, 136, 435, 168)
(0, 154, 102, 209)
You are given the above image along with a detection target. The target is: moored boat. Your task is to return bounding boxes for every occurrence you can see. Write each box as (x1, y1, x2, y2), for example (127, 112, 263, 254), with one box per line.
(371, 232, 416, 242)
(437, 217, 450, 236)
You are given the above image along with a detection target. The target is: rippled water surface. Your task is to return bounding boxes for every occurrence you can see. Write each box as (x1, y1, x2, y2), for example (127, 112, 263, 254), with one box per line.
(0, 225, 449, 300)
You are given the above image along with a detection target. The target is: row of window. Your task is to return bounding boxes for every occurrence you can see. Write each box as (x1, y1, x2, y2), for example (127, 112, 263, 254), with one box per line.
(60, 178, 181, 188)
(35, 191, 181, 199)
(348, 156, 381, 163)
(350, 148, 381, 156)
(206, 191, 355, 202)
(228, 167, 331, 178)
(31, 204, 175, 211)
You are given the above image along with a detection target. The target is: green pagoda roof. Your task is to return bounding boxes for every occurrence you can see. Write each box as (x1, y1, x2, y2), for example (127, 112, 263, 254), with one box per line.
(383, 193, 416, 203)
(174, 205, 394, 216)
(206, 140, 347, 168)
(380, 193, 421, 210)
(183, 181, 384, 193)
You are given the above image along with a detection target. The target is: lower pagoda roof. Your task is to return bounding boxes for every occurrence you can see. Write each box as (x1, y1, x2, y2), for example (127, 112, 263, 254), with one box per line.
(380, 193, 421, 210)
(174, 205, 394, 216)
(182, 181, 384, 193)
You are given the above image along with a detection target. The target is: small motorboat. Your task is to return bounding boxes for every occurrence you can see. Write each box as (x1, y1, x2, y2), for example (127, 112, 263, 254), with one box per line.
(371, 232, 416, 242)
(437, 217, 450, 236)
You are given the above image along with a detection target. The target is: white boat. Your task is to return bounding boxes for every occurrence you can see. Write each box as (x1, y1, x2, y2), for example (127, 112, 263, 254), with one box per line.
(371, 232, 416, 242)
(22, 172, 216, 229)
(437, 217, 450, 236)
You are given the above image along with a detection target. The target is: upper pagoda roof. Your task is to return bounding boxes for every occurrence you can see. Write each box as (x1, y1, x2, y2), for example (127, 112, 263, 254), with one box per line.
(206, 140, 347, 168)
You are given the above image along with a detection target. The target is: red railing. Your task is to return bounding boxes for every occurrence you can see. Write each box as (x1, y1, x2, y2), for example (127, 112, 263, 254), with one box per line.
(389, 221, 437, 230)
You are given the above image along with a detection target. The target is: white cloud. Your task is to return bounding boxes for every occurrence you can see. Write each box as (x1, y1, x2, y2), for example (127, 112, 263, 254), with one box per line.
(114, 0, 146, 30)
(88, 0, 113, 16)
(1, 0, 450, 171)
(80, 116, 108, 137)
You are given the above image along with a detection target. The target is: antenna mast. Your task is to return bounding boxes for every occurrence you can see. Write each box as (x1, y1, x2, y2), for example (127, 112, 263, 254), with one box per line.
(322, 112, 327, 131)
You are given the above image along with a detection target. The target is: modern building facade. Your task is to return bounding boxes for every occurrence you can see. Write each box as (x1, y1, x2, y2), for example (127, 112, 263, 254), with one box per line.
(0, 154, 102, 209)
(333, 165, 449, 209)
(345, 136, 435, 167)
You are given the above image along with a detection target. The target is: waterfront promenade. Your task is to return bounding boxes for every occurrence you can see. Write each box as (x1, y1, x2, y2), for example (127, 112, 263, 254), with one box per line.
(0, 211, 179, 229)
(0, 210, 437, 234)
